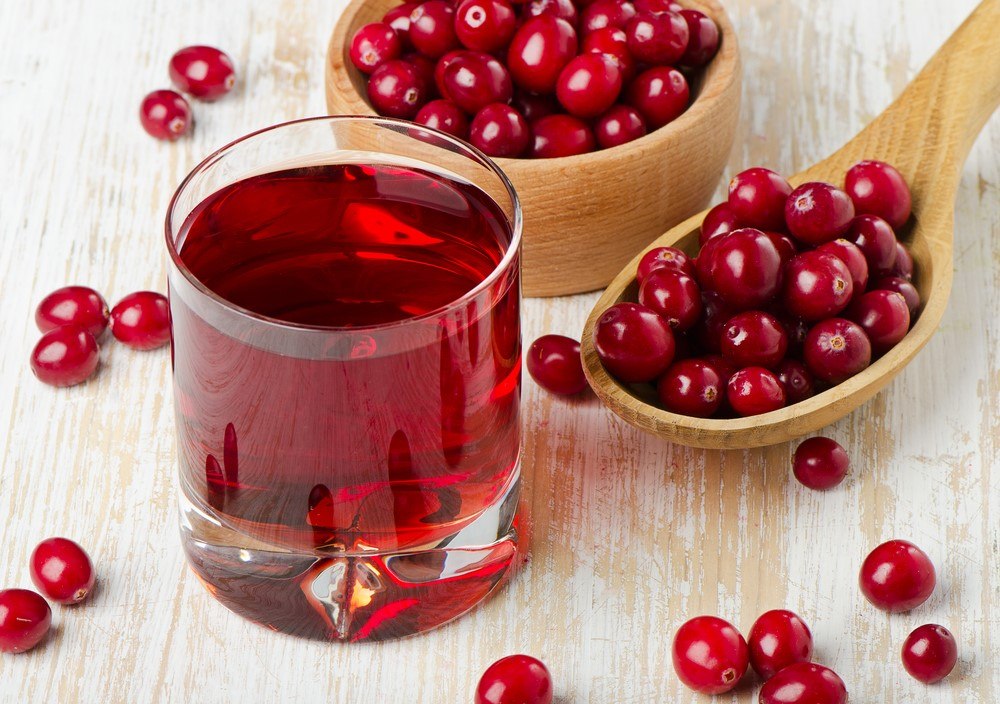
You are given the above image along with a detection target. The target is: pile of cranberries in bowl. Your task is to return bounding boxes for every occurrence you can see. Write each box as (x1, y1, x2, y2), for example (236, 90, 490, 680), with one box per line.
(348, 0, 720, 158)
(592, 159, 919, 418)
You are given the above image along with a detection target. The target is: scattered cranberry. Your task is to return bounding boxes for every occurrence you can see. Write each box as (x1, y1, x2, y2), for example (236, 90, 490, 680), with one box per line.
(593, 302, 675, 383)
(848, 290, 910, 354)
(747, 609, 813, 680)
(440, 52, 513, 114)
(657, 359, 723, 417)
(530, 114, 596, 157)
(110, 291, 171, 350)
(527, 335, 587, 395)
(636, 246, 694, 282)
(639, 268, 702, 331)
(525, 0, 579, 25)
(678, 9, 720, 67)
(475, 654, 553, 704)
(845, 160, 912, 230)
(415, 99, 470, 138)
(847, 214, 898, 276)
(803, 317, 871, 384)
(720, 310, 787, 368)
(30, 325, 100, 387)
(0, 589, 51, 654)
(349, 23, 404, 74)
(874, 276, 920, 315)
(35, 286, 109, 339)
(506, 16, 578, 94)
(706, 228, 784, 309)
(595, 104, 646, 148)
(626, 65, 689, 128)
(901, 624, 958, 684)
(581, 0, 637, 34)
(782, 251, 853, 321)
(700, 202, 739, 245)
(455, 0, 518, 52)
(727, 168, 793, 231)
(168, 45, 236, 100)
(859, 539, 936, 612)
(758, 663, 847, 704)
(784, 182, 855, 245)
(556, 53, 622, 118)
(582, 27, 635, 81)
(776, 358, 815, 404)
(469, 103, 531, 157)
(624, 10, 688, 65)
(727, 366, 786, 416)
(793, 436, 849, 490)
(139, 90, 192, 141)
(892, 240, 914, 280)
(672, 615, 749, 694)
(29, 537, 95, 605)
(816, 239, 869, 299)
(367, 60, 427, 118)
(409, 1, 460, 57)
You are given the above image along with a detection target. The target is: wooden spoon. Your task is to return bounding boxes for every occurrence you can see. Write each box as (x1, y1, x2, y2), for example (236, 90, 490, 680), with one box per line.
(581, 0, 1000, 449)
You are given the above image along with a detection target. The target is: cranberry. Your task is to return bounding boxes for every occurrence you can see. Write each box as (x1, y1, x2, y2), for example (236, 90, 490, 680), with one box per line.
(639, 269, 702, 331)
(403, 52, 437, 89)
(700, 202, 739, 245)
(525, 0, 578, 24)
(759, 663, 847, 704)
(721, 310, 787, 368)
(441, 52, 513, 114)
(469, 103, 531, 157)
(110, 291, 171, 350)
(901, 624, 958, 684)
(706, 228, 784, 309)
(367, 60, 427, 118)
(859, 539, 936, 612)
(727, 168, 793, 231)
(593, 302, 675, 383)
(384, 3, 421, 48)
(892, 241, 914, 280)
(35, 285, 109, 339)
(848, 289, 910, 354)
(168, 46, 236, 100)
(633, 0, 682, 12)
(702, 353, 737, 385)
(415, 99, 470, 138)
(582, 27, 635, 81)
(30, 325, 100, 387)
(747, 609, 813, 680)
(409, 1, 459, 57)
(847, 214, 898, 276)
(657, 359, 723, 417)
(782, 251, 853, 321)
(581, 0, 637, 34)
(349, 23, 403, 74)
(727, 366, 786, 416)
(527, 335, 587, 395)
(776, 359, 815, 404)
(139, 89, 192, 141)
(475, 654, 553, 704)
(785, 182, 855, 245)
(636, 246, 694, 282)
(845, 160, 912, 230)
(556, 53, 622, 118)
(766, 232, 799, 265)
(816, 239, 869, 299)
(512, 90, 559, 123)
(793, 436, 849, 490)
(507, 16, 578, 94)
(0, 589, 51, 654)
(874, 276, 920, 316)
(455, 0, 517, 52)
(694, 291, 737, 353)
(624, 10, 688, 65)
(530, 114, 596, 157)
(678, 9, 719, 67)
(672, 615, 748, 694)
(803, 318, 871, 384)
(595, 104, 646, 148)
(29, 537, 95, 605)
(626, 66, 689, 128)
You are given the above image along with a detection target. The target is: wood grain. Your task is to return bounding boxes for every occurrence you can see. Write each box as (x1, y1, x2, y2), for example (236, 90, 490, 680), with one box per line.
(0, 0, 997, 702)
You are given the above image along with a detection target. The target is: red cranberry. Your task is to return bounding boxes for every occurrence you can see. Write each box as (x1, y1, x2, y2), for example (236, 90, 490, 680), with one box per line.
(384, 3, 421, 48)
(845, 160, 912, 230)
(556, 53, 622, 118)
(624, 10, 688, 65)
(455, 0, 517, 52)
(525, 0, 579, 24)
(110, 291, 171, 350)
(29, 537, 95, 605)
(816, 239, 869, 299)
(776, 359, 815, 404)
(721, 310, 788, 368)
(582, 27, 635, 81)
(581, 0, 637, 34)
(512, 90, 559, 123)
(409, 1, 459, 57)
(593, 302, 675, 383)
(874, 276, 920, 316)
(759, 663, 847, 704)
(415, 99, 470, 138)
(672, 615, 748, 694)
(727, 168, 792, 231)
(595, 104, 646, 148)
(168, 45, 236, 100)
(694, 291, 737, 353)
(747, 609, 813, 680)
(637, 246, 694, 282)
(901, 624, 958, 684)
(705, 228, 784, 309)
(803, 318, 871, 384)
(367, 60, 427, 118)
(847, 214, 898, 276)
(860, 539, 936, 612)
(657, 359, 723, 417)
(469, 103, 531, 157)
(349, 23, 403, 74)
(530, 114, 596, 157)
(639, 269, 702, 331)
(847, 289, 910, 354)
(475, 654, 553, 704)
(678, 9, 719, 67)
(727, 366, 786, 416)
(30, 325, 100, 387)
(793, 436, 849, 490)
(785, 182, 855, 245)
(507, 16, 578, 94)
(892, 241, 914, 280)
(441, 52, 513, 114)
(700, 202, 739, 245)
(0, 589, 51, 654)
(766, 232, 798, 265)
(633, 0, 682, 11)
(35, 285, 109, 339)
(782, 251, 853, 321)
(626, 66, 689, 128)
(527, 335, 587, 395)
(139, 90, 192, 141)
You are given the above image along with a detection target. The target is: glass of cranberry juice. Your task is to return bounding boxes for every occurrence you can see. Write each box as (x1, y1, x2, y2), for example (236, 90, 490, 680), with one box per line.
(165, 117, 522, 642)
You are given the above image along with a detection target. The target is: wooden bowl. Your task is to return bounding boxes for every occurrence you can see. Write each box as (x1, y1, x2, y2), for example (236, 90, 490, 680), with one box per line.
(326, 0, 741, 297)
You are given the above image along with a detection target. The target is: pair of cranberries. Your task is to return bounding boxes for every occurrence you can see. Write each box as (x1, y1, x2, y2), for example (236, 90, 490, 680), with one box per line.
(140, 45, 236, 141)
(30, 286, 170, 388)
(592, 159, 917, 419)
(0, 538, 94, 654)
(351, 0, 721, 158)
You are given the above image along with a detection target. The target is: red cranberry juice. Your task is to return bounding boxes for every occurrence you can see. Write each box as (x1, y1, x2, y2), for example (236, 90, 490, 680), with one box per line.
(171, 163, 521, 554)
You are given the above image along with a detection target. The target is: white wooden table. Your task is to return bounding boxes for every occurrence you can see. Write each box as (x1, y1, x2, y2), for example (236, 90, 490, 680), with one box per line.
(0, 0, 997, 701)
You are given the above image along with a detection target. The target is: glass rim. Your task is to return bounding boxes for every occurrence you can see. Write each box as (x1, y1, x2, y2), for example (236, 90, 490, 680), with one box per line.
(164, 115, 523, 334)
